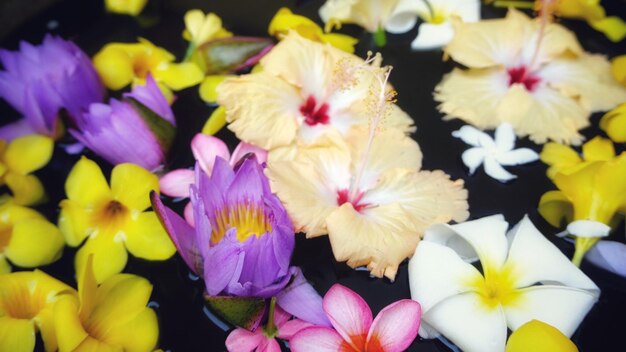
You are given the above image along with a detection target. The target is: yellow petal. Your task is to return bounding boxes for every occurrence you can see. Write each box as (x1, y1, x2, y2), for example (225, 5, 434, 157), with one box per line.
(612, 55, 626, 86)
(202, 106, 227, 135)
(5, 218, 64, 268)
(0, 202, 44, 224)
(582, 136, 615, 162)
(600, 103, 626, 143)
(99, 308, 158, 352)
(269, 8, 315, 36)
(74, 336, 120, 352)
(105, 0, 148, 16)
(4, 135, 54, 175)
(53, 296, 88, 352)
(321, 33, 358, 53)
(58, 200, 92, 247)
(538, 190, 573, 228)
(92, 46, 135, 90)
(153, 62, 204, 91)
(0, 317, 35, 352)
(556, 0, 605, 21)
(589, 16, 626, 43)
(199, 75, 232, 104)
(0, 257, 10, 274)
(540, 142, 582, 179)
(78, 254, 98, 323)
(65, 157, 111, 207)
(124, 211, 175, 260)
(5, 173, 46, 206)
(506, 319, 578, 352)
(75, 235, 128, 283)
(37, 306, 58, 352)
(110, 163, 158, 212)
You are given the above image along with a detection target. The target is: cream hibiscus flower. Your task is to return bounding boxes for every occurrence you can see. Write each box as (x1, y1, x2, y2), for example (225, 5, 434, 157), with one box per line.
(435, 8, 626, 145)
(266, 127, 468, 280)
(217, 31, 415, 153)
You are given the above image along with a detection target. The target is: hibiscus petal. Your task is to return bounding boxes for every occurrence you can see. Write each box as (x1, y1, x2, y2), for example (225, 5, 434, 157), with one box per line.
(191, 134, 230, 175)
(225, 327, 264, 352)
(367, 300, 421, 352)
(495, 148, 539, 166)
(159, 169, 194, 198)
(322, 284, 373, 345)
(484, 157, 517, 182)
(290, 327, 345, 352)
(586, 240, 626, 277)
(503, 285, 598, 337)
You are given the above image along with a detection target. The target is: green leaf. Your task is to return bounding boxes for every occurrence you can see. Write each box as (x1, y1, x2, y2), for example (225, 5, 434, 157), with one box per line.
(191, 37, 273, 74)
(204, 294, 266, 330)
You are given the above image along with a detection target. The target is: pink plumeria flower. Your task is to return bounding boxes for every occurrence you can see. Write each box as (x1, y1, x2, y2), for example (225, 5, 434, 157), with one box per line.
(291, 284, 421, 352)
(159, 133, 267, 224)
(226, 305, 312, 352)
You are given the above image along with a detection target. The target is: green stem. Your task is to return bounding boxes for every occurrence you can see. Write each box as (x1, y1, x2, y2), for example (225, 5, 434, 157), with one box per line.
(572, 237, 600, 267)
(183, 43, 196, 62)
(493, 0, 534, 8)
(374, 27, 387, 47)
(264, 297, 278, 337)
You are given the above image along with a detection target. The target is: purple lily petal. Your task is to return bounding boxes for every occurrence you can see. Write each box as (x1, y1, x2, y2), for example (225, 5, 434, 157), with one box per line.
(160, 169, 195, 198)
(225, 156, 267, 206)
(0, 119, 38, 141)
(276, 268, 331, 327)
(204, 229, 246, 296)
(151, 192, 203, 274)
(124, 73, 175, 125)
(191, 133, 231, 174)
(586, 240, 626, 278)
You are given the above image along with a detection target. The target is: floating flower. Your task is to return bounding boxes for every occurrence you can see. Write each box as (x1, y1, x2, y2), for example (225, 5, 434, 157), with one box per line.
(268, 7, 358, 53)
(58, 157, 175, 283)
(159, 133, 266, 225)
(410, 0, 480, 50)
(290, 284, 421, 352)
(613, 54, 626, 86)
(600, 103, 626, 143)
(505, 320, 579, 352)
(218, 32, 415, 152)
(0, 200, 64, 274)
(538, 151, 626, 266)
(0, 134, 53, 205)
(585, 240, 626, 278)
(318, 0, 422, 46)
(0, 270, 72, 351)
(153, 156, 329, 328)
(71, 74, 175, 171)
(452, 123, 539, 182)
(54, 255, 158, 351)
(0, 35, 104, 140)
(540, 136, 615, 180)
(183, 9, 232, 49)
(408, 215, 599, 352)
(225, 300, 312, 352)
(105, 0, 148, 16)
(435, 8, 626, 145)
(92, 38, 204, 99)
(267, 127, 468, 280)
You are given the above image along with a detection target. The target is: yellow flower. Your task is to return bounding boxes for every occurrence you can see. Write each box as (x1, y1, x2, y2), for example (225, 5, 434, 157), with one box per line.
(0, 270, 72, 351)
(600, 103, 626, 143)
(612, 55, 626, 86)
(105, 0, 148, 16)
(183, 10, 232, 48)
(92, 38, 204, 98)
(540, 136, 615, 179)
(58, 157, 175, 283)
(0, 200, 64, 274)
(506, 320, 579, 352)
(54, 256, 158, 351)
(268, 7, 358, 53)
(538, 152, 626, 266)
(556, 0, 626, 42)
(0, 135, 54, 206)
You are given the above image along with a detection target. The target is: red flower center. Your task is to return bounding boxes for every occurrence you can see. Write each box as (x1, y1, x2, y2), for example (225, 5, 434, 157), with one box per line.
(337, 189, 370, 213)
(300, 95, 330, 126)
(507, 66, 541, 92)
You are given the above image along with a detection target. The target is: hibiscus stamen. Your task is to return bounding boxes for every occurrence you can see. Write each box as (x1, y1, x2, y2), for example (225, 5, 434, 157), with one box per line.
(527, 0, 557, 72)
(336, 189, 370, 212)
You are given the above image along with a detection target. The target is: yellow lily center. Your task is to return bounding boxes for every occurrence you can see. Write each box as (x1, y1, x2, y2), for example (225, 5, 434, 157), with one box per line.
(93, 200, 130, 235)
(212, 203, 272, 244)
(472, 266, 520, 308)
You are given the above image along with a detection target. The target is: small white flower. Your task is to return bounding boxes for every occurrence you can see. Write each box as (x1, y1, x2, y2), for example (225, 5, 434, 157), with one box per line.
(409, 0, 480, 50)
(408, 215, 600, 352)
(452, 123, 539, 182)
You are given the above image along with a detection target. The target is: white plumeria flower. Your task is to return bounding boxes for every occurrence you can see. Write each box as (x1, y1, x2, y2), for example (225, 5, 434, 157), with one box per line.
(410, 0, 480, 50)
(452, 123, 539, 182)
(408, 215, 600, 352)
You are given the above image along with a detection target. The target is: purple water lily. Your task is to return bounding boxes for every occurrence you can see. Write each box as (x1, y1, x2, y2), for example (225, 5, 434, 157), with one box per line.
(71, 74, 175, 170)
(152, 156, 330, 327)
(0, 34, 104, 140)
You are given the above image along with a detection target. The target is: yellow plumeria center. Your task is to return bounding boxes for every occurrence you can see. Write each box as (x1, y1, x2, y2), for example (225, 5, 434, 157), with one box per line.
(425, 8, 447, 24)
(471, 266, 520, 308)
(211, 203, 272, 244)
(93, 200, 130, 235)
(1, 281, 45, 319)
